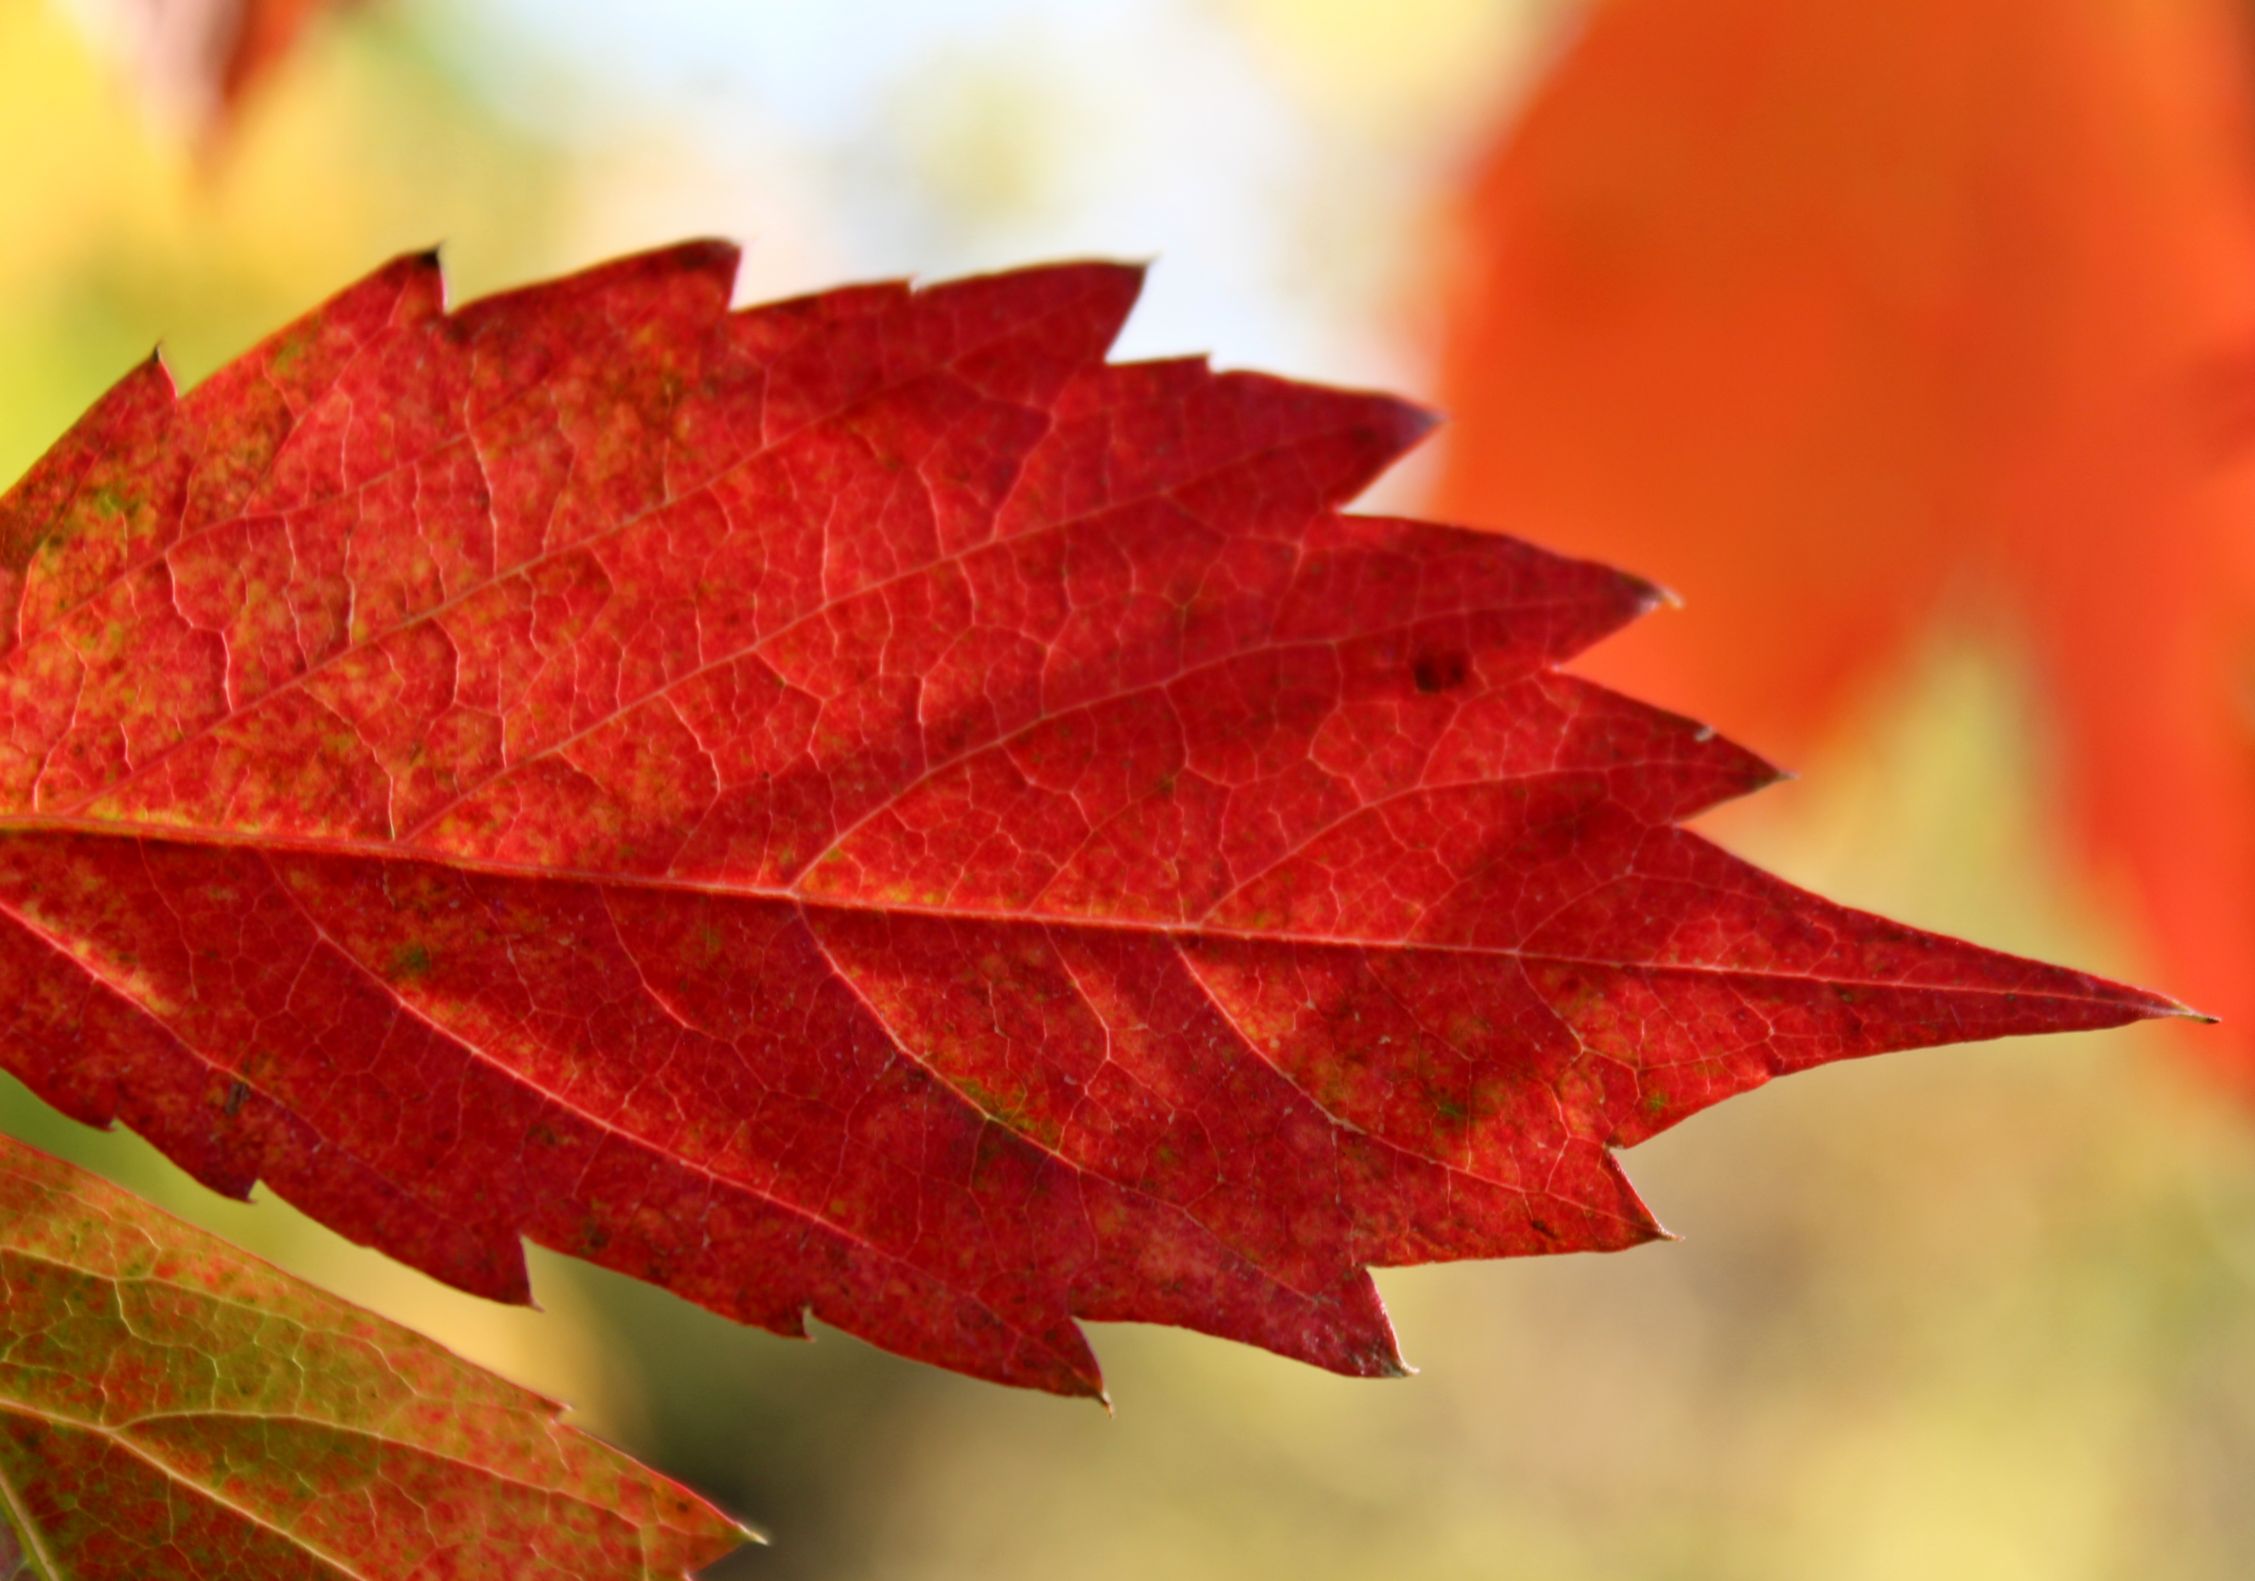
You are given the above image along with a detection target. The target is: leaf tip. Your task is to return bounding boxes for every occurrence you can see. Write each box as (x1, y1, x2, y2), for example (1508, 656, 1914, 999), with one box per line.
(1392, 397, 1446, 449)
(674, 236, 745, 277)
(655, 237, 745, 303)
(2083, 976, 2216, 1026)
(728, 1515, 771, 1550)
(1632, 575, 1685, 613)
(141, 343, 178, 396)
(1107, 256, 1156, 301)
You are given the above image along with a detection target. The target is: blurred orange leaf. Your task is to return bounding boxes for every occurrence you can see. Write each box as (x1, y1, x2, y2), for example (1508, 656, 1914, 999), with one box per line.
(1435, 0, 2255, 1092)
(74, 0, 355, 141)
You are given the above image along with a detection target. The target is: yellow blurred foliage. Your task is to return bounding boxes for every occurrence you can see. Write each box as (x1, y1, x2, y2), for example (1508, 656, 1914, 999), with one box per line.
(0, 1, 562, 481)
(1216, 0, 1571, 136)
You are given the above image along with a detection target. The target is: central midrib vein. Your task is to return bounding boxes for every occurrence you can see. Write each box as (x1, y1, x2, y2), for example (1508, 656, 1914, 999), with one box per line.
(0, 815, 2154, 1005)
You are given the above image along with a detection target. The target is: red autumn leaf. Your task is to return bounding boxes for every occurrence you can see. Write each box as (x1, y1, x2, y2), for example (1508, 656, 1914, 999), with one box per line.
(1432, 0, 2255, 1093)
(0, 243, 2183, 1398)
(0, 1133, 747, 1579)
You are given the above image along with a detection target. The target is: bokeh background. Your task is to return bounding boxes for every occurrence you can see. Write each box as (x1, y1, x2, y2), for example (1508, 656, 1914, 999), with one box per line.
(3, 1, 2253, 1575)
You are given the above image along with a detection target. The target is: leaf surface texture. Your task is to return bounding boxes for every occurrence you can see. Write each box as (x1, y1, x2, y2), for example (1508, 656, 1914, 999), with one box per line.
(0, 243, 2180, 1394)
(0, 1135, 745, 1579)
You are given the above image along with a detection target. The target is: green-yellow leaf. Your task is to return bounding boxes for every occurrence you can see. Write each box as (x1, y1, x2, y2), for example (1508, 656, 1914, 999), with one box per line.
(0, 1135, 749, 1579)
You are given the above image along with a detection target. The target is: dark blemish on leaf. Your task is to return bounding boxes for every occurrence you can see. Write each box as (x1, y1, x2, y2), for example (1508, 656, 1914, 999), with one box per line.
(1412, 649, 1471, 694)
(389, 941, 433, 980)
(267, 326, 316, 378)
(223, 1081, 248, 1118)
(87, 483, 137, 519)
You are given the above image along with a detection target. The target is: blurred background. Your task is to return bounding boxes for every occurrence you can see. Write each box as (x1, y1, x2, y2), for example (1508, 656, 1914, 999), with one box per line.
(3, 0, 2254, 1575)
